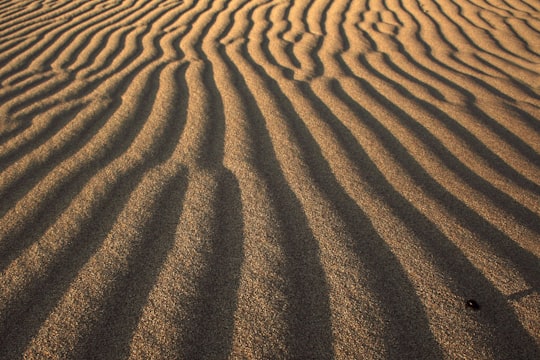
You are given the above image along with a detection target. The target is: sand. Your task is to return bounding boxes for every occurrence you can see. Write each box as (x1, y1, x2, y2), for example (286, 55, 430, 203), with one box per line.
(0, 0, 539, 358)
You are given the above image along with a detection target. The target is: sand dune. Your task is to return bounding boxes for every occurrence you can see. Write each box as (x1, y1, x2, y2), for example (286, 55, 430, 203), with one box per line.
(0, 0, 539, 358)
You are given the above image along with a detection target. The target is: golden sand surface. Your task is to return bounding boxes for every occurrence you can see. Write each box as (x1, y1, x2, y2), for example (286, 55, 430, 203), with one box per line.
(0, 0, 539, 358)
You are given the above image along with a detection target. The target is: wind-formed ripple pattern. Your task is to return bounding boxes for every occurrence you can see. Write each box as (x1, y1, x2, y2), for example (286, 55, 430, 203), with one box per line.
(0, 0, 539, 358)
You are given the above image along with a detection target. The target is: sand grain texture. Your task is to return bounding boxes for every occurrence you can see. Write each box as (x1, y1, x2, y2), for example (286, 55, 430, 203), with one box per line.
(0, 0, 539, 359)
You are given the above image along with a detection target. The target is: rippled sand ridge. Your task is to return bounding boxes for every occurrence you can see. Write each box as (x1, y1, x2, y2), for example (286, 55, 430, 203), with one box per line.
(0, 0, 539, 358)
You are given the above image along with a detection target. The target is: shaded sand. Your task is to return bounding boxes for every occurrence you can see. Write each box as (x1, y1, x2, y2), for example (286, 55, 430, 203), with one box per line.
(0, 0, 539, 358)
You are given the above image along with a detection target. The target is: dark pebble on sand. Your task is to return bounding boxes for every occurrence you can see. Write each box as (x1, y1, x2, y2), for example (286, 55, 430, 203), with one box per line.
(466, 299, 480, 310)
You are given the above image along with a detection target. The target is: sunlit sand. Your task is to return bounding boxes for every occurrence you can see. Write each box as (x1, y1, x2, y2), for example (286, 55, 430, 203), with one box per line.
(0, 0, 539, 358)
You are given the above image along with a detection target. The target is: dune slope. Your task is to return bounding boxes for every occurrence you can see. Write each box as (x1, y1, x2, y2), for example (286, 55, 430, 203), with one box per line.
(0, 0, 539, 358)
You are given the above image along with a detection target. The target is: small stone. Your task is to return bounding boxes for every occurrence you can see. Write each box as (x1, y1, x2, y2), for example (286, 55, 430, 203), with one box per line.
(466, 299, 480, 310)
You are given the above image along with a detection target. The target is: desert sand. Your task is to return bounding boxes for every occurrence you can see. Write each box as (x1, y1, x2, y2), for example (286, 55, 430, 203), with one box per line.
(0, 0, 539, 358)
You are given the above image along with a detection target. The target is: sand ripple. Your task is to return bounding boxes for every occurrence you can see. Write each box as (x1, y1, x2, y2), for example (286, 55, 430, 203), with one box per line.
(0, 0, 539, 358)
